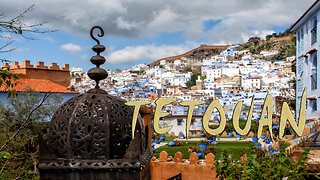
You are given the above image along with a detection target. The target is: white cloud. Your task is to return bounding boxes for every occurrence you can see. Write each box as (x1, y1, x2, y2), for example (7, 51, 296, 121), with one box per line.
(0, 0, 314, 42)
(15, 47, 30, 53)
(107, 43, 197, 64)
(115, 17, 141, 30)
(60, 43, 82, 53)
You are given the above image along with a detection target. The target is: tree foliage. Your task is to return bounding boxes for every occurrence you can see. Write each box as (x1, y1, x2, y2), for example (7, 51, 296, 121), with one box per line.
(215, 143, 312, 180)
(185, 72, 205, 89)
(265, 28, 295, 40)
(247, 36, 261, 46)
(0, 89, 63, 179)
(0, 66, 18, 98)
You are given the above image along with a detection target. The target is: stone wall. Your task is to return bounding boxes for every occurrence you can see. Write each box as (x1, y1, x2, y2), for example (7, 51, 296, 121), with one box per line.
(2, 60, 70, 87)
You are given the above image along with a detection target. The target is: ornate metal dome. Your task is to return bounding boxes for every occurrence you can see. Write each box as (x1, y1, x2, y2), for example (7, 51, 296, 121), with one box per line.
(48, 89, 146, 160)
(38, 27, 152, 179)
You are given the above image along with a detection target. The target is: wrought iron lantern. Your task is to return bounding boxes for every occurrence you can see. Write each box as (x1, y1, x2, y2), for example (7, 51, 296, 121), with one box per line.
(38, 26, 152, 180)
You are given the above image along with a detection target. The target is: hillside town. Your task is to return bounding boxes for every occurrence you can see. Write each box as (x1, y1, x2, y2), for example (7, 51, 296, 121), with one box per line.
(70, 41, 297, 135)
(1, 0, 320, 179)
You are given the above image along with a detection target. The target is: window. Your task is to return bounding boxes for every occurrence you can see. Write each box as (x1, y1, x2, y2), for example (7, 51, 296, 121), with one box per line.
(310, 99, 317, 112)
(297, 31, 301, 52)
(191, 120, 195, 125)
(311, 53, 317, 90)
(311, 74, 317, 89)
(311, 17, 317, 45)
(305, 56, 308, 64)
(306, 100, 308, 110)
(297, 96, 302, 112)
(301, 26, 304, 51)
(297, 79, 303, 91)
(177, 120, 182, 126)
(298, 56, 304, 75)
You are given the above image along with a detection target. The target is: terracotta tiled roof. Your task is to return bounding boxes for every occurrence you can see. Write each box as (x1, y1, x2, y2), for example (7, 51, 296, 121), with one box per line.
(306, 48, 317, 55)
(248, 77, 261, 79)
(307, 96, 316, 100)
(0, 78, 78, 93)
(167, 114, 203, 117)
(168, 85, 180, 88)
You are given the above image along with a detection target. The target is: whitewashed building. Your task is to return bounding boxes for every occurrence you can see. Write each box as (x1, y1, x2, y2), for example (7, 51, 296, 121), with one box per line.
(291, 1, 320, 120)
(241, 76, 261, 90)
(206, 68, 222, 80)
(160, 115, 204, 136)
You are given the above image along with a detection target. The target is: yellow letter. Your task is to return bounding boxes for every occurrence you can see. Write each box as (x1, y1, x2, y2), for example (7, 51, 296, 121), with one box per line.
(180, 100, 205, 139)
(125, 100, 151, 139)
(154, 98, 178, 134)
(279, 88, 306, 138)
(257, 95, 274, 141)
(202, 100, 226, 135)
(232, 96, 254, 135)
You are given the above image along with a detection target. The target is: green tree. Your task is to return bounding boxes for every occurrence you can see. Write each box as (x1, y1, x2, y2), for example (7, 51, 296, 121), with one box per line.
(0, 89, 63, 179)
(186, 72, 204, 89)
(248, 36, 261, 46)
(186, 80, 194, 89)
(266, 34, 273, 40)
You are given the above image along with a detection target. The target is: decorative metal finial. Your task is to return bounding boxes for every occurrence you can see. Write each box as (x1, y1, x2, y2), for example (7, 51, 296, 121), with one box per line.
(90, 26, 104, 45)
(87, 26, 108, 89)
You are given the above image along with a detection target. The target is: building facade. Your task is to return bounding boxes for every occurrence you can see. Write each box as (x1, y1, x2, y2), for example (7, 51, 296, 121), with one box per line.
(291, 1, 320, 121)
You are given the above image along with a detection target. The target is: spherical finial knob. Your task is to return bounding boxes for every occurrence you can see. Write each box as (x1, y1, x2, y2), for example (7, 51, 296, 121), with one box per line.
(88, 26, 108, 88)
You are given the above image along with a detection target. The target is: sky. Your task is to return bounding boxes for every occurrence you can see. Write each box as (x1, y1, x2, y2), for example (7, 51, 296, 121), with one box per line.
(0, 0, 315, 71)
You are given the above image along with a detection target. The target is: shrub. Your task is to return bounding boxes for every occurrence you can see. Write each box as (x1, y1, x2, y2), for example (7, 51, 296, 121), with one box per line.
(188, 146, 201, 153)
(204, 146, 216, 155)
(214, 143, 312, 179)
(173, 140, 184, 146)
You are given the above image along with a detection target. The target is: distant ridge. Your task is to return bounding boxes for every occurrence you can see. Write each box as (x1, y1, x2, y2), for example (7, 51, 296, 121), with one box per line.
(150, 44, 229, 66)
(259, 34, 296, 45)
(149, 35, 295, 66)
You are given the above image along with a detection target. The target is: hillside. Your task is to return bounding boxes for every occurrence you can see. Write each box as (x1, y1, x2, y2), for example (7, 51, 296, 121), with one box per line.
(240, 35, 296, 61)
(150, 45, 228, 66)
(150, 34, 296, 67)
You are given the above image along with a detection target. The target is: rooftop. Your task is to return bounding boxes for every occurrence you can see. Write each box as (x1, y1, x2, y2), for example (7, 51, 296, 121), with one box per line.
(0, 79, 78, 93)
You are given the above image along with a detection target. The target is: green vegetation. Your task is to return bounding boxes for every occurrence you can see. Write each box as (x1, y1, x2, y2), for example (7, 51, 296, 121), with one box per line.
(247, 36, 261, 46)
(214, 141, 249, 160)
(154, 141, 249, 160)
(186, 72, 206, 89)
(0, 90, 62, 179)
(0, 69, 18, 98)
(154, 141, 198, 159)
(210, 119, 258, 135)
(161, 136, 176, 143)
(214, 143, 312, 180)
(266, 28, 294, 40)
(245, 38, 296, 60)
(241, 29, 296, 62)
